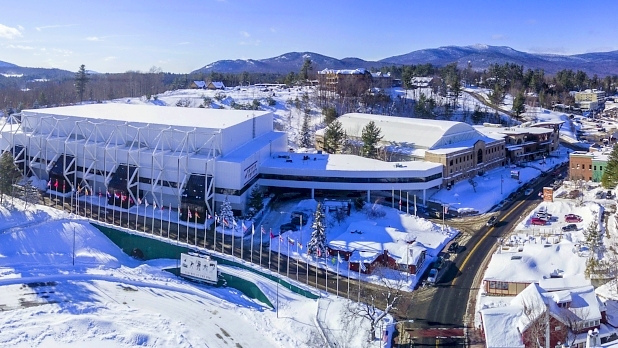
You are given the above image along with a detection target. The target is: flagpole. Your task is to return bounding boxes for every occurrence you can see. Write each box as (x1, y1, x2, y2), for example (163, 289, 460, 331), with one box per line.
(151, 202, 155, 234)
(214, 216, 217, 252)
(250, 224, 254, 264)
(277, 236, 281, 276)
(296, 240, 299, 281)
(358, 261, 361, 302)
(325, 252, 328, 294)
(240, 222, 245, 260)
(143, 201, 147, 233)
(168, 204, 171, 239)
(268, 229, 271, 270)
(135, 198, 139, 230)
(406, 191, 409, 215)
(194, 212, 198, 247)
(286, 236, 290, 278)
(230, 222, 236, 256)
(336, 257, 340, 297)
(186, 211, 190, 244)
(98, 191, 101, 223)
(221, 222, 225, 254)
(160, 205, 163, 236)
(347, 261, 350, 299)
(112, 191, 116, 225)
(259, 226, 263, 268)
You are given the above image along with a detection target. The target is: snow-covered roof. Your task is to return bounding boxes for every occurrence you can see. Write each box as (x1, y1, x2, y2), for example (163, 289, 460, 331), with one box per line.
(538, 275, 590, 292)
(210, 81, 225, 88)
(21, 103, 269, 130)
(192, 81, 206, 88)
(318, 68, 368, 75)
(337, 113, 496, 150)
(328, 221, 425, 265)
(480, 306, 525, 348)
(260, 152, 442, 176)
(483, 242, 587, 284)
(475, 125, 553, 138)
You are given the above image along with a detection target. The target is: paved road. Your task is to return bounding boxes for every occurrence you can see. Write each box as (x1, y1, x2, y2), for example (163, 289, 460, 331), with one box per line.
(397, 163, 568, 346)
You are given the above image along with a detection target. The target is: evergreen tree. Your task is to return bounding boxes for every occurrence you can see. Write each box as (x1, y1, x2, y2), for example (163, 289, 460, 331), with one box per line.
(307, 203, 327, 257)
(512, 91, 525, 117)
(602, 144, 618, 189)
(75, 64, 89, 104)
(219, 196, 235, 228)
(299, 58, 313, 81)
(246, 186, 264, 218)
(0, 152, 21, 204)
(322, 106, 338, 125)
(489, 83, 503, 105)
(584, 217, 601, 254)
(322, 120, 346, 154)
(361, 121, 383, 159)
(299, 109, 313, 148)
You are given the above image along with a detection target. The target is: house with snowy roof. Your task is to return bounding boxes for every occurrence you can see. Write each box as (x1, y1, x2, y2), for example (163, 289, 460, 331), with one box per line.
(482, 240, 587, 296)
(190, 80, 206, 89)
(207, 81, 225, 90)
(327, 220, 428, 274)
(480, 283, 610, 348)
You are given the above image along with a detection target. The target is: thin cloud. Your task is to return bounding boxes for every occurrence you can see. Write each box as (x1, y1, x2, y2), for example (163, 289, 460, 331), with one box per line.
(491, 34, 506, 40)
(86, 36, 101, 41)
(177, 41, 190, 45)
(270, 27, 277, 33)
(52, 48, 73, 56)
(104, 56, 116, 61)
(7, 44, 34, 50)
(35, 24, 77, 31)
(0, 24, 22, 39)
(240, 31, 250, 38)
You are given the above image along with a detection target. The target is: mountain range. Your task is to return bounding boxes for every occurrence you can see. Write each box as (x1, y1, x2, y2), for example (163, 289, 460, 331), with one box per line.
(192, 45, 618, 76)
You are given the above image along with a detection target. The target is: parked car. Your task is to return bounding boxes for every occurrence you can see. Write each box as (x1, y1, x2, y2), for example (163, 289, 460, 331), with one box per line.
(535, 212, 552, 220)
(562, 224, 578, 232)
(486, 216, 497, 227)
(564, 214, 583, 223)
(280, 223, 299, 233)
(427, 268, 438, 285)
(531, 217, 548, 226)
(524, 188, 534, 196)
(447, 242, 459, 253)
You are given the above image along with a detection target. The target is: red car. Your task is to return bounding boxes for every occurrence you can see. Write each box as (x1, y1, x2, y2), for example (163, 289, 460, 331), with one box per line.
(531, 217, 548, 226)
(564, 214, 583, 223)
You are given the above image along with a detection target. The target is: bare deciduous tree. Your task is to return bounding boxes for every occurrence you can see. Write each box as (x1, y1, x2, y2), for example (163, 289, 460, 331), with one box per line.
(347, 266, 408, 342)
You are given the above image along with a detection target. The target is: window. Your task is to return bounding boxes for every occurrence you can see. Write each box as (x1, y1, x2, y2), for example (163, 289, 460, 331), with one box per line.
(594, 166, 597, 170)
(590, 164, 592, 169)
(600, 166, 603, 171)
(577, 164, 580, 169)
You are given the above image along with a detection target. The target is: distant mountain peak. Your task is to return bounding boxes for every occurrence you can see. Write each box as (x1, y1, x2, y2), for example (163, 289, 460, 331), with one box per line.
(192, 45, 618, 76)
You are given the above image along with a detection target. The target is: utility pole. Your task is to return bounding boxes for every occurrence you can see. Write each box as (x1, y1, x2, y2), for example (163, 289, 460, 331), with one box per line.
(72, 227, 76, 266)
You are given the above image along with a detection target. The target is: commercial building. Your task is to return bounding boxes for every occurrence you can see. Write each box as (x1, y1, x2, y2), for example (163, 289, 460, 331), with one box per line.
(574, 89, 606, 112)
(569, 150, 608, 182)
(316, 113, 506, 188)
(0, 103, 287, 221)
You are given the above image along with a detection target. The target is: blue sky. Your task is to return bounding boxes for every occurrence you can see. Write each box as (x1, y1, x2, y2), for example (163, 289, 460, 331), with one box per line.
(1, 0, 617, 73)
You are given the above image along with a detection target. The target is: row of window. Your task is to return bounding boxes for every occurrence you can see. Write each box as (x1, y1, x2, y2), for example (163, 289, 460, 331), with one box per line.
(573, 164, 604, 171)
(487, 281, 509, 290)
(260, 172, 443, 184)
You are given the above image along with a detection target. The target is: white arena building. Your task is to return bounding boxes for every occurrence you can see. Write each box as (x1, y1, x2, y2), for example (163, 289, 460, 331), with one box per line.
(0, 104, 445, 222)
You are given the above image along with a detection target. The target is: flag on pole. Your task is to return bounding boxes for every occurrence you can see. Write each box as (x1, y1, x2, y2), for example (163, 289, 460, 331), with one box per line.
(331, 256, 336, 265)
(62, 182, 66, 191)
(443, 205, 448, 214)
(114, 191, 120, 199)
(337, 254, 343, 264)
(251, 223, 255, 235)
(279, 235, 284, 243)
(297, 241, 303, 250)
(195, 210, 200, 219)
(261, 226, 266, 235)
(47, 180, 51, 187)
(54, 179, 59, 188)
(288, 236, 295, 245)
(153, 201, 157, 209)
(360, 262, 367, 272)
(270, 230, 275, 239)
(187, 209, 192, 219)
(144, 198, 149, 207)
(98, 190, 102, 198)
(242, 222, 248, 232)
(137, 197, 142, 205)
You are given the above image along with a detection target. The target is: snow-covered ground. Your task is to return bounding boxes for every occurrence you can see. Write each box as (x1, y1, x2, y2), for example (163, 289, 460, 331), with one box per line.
(267, 199, 457, 290)
(0, 202, 384, 348)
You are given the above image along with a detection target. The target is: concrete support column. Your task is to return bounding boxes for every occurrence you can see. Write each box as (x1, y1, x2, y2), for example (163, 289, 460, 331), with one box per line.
(311, 188, 314, 199)
(366, 189, 371, 203)
(423, 189, 426, 205)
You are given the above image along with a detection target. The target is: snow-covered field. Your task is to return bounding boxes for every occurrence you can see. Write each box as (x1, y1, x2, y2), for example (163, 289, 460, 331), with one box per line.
(0, 203, 380, 348)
